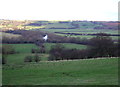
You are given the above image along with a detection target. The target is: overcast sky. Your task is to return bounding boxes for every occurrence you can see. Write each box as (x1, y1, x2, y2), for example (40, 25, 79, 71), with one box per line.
(0, 0, 119, 21)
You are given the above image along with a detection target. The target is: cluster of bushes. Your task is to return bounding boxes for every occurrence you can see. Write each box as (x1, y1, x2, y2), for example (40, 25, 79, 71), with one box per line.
(31, 48, 45, 53)
(24, 54, 40, 63)
(49, 46, 89, 61)
(49, 35, 119, 61)
(2, 45, 16, 64)
(2, 45, 16, 54)
(31, 45, 46, 53)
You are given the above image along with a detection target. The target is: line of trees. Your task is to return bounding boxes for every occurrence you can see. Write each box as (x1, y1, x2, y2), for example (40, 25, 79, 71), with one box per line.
(48, 34, 119, 61)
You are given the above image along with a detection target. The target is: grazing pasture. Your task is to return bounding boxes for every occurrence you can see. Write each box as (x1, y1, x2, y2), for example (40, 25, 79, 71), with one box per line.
(2, 43, 118, 85)
(2, 20, 119, 85)
(3, 58, 118, 85)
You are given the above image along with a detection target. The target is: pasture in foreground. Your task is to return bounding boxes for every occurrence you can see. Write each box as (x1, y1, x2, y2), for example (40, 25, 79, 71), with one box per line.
(2, 43, 118, 85)
(3, 58, 118, 85)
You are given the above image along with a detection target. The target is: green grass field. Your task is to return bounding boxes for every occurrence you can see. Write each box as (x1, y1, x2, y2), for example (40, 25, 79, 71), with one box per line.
(3, 58, 118, 85)
(2, 43, 118, 85)
(39, 29, 119, 34)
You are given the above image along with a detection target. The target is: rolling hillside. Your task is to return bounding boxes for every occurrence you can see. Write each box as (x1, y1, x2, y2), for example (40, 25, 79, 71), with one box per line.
(0, 20, 118, 31)
(26, 21, 118, 30)
(3, 57, 118, 85)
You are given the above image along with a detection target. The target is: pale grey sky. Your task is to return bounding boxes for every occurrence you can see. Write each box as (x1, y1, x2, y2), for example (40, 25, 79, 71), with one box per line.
(0, 0, 119, 21)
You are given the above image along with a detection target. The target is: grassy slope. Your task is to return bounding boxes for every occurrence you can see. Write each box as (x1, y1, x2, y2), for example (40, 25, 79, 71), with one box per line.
(2, 43, 118, 85)
(3, 58, 118, 85)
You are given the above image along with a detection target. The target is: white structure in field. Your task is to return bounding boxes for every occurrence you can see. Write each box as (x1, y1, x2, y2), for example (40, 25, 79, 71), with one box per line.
(43, 34, 48, 41)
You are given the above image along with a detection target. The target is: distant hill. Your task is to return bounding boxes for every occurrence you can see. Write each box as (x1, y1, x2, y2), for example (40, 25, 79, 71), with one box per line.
(26, 21, 118, 30)
(0, 20, 118, 31)
(0, 20, 34, 31)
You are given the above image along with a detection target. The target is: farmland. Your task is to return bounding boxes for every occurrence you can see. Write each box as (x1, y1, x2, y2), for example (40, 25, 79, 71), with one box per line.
(38, 29, 119, 40)
(1, 20, 119, 41)
(2, 43, 119, 85)
(39, 29, 118, 34)
(1, 20, 119, 85)
(3, 57, 118, 85)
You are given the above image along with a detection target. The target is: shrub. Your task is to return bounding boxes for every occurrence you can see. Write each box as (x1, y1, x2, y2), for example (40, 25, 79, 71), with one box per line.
(40, 46, 46, 53)
(89, 33, 114, 57)
(31, 48, 36, 53)
(32, 47, 46, 53)
(49, 44, 64, 61)
(2, 45, 15, 54)
(31, 48, 41, 53)
(24, 56, 32, 62)
(2, 56, 7, 65)
(34, 54, 40, 62)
